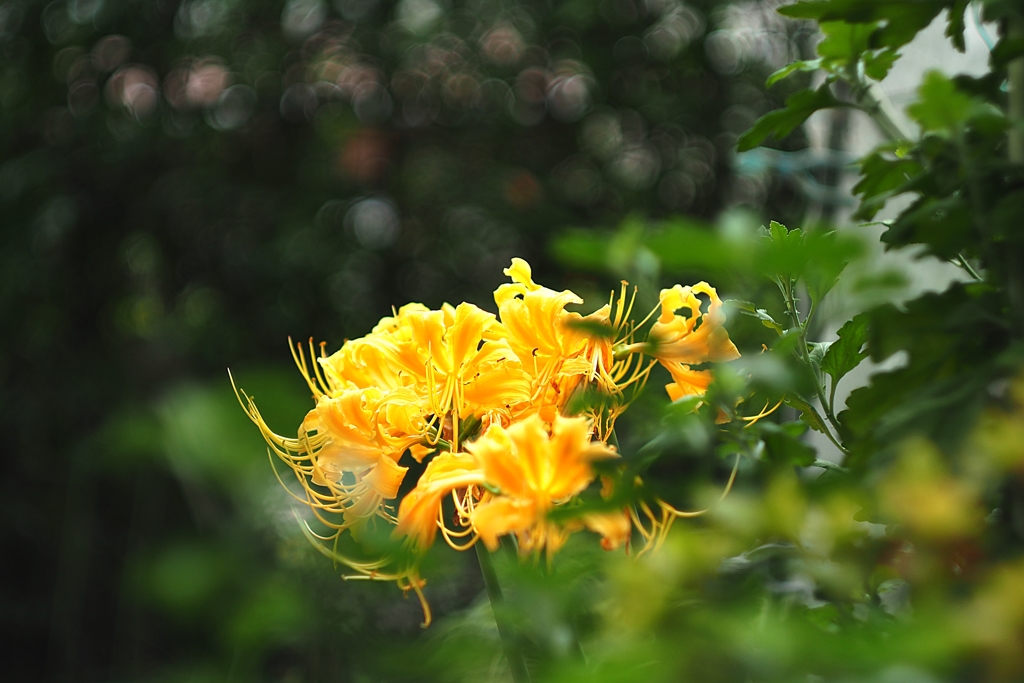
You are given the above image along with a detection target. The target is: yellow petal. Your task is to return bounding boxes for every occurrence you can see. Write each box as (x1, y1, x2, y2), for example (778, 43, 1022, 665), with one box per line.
(363, 454, 409, 500)
(448, 303, 495, 369)
(471, 497, 536, 550)
(663, 363, 714, 401)
(504, 258, 536, 288)
(467, 423, 526, 496)
(395, 452, 483, 548)
(650, 282, 740, 365)
(581, 510, 632, 551)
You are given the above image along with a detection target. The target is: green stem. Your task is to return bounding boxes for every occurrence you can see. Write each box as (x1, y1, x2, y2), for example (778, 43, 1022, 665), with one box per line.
(828, 375, 838, 422)
(856, 82, 913, 142)
(956, 253, 983, 281)
(476, 543, 531, 683)
(780, 279, 848, 454)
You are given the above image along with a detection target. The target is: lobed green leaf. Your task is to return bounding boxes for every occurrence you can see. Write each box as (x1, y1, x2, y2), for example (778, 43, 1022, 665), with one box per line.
(821, 313, 869, 386)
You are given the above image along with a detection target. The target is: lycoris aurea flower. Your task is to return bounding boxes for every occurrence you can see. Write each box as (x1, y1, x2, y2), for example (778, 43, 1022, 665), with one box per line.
(234, 259, 740, 625)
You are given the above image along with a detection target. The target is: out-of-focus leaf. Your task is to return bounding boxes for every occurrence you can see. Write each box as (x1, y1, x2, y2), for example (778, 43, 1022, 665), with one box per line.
(839, 285, 1008, 464)
(759, 221, 865, 300)
(910, 73, 972, 128)
(760, 421, 816, 466)
(730, 299, 785, 335)
(140, 543, 232, 617)
(852, 149, 920, 220)
(991, 35, 1024, 69)
(550, 229, 611, 271)
(564, 385, 616, 417)
(811, 458, 849, 473)
(945, 0, 970, 52)
(989, 189, 1024, 243)
(816, 21, 875, 60)
(882, 194, 974, 258)
(821, 313, 869, 386)
(863, 47, 900, 80)
(225, 577, 309, 648)
(646, 218, 751, 273)
(737, 85, 840, 152)
(907, 71, 983, 133)
(739, 351, 816, 399)
(779, 0, 944, 50)
(766, 59, 822, 87)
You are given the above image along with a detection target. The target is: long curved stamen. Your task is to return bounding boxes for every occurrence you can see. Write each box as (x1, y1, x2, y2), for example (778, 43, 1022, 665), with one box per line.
(660, 452, 741, 520)
(312, 339, 332, 394)
(741, 398, 784, 427)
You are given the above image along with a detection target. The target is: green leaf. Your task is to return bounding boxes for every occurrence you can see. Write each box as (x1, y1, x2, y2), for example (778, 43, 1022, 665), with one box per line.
(550, 229, 609, 270)
(785, 394, 830, 435)
(852, 150, 921, 220)
(766, 59, 821, 88)
(760, 421, 816, 467)
(737, 85, 840, 152)
(863, 47, 900, 80)
(730, 299, 785, 335)
(821, 313, 869, 386)
(808, 341, 832, 369)
(645, 218, 750, 273)
(945, 0, 970, 53)
(759, 224, 864, 300)
(812, 458, 849, 473)
(838, 284, 1007, 466)
(816, 21, 875, 60)
(882, 194, 974, 258)
(907, 71, 975, 133)
(989, 189, 1024, 243)
(779, 0, 943, 51)
(563, 318, 617, 339)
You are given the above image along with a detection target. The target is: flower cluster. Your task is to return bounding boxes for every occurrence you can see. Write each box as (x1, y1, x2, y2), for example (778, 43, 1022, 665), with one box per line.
(236, 259, 738, 624)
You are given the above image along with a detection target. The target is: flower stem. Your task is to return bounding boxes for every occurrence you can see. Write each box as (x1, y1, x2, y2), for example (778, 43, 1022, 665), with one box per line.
(779, 278, 849, 455)
(476, 543, 531, 683)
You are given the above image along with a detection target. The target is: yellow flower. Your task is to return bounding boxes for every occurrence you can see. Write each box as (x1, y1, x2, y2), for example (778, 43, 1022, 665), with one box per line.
(579, 510, 633, 551)
(235, 259, 744, 627)
(649, 282, 740, 365)
(662, 362, 714, 403)
(647, 282, 739, 400)
(494, 258, 589, 386)
(394, 451, 483, 549)
(494, 259, 650, 433)
(393, 413, 625, 557)
(467, 414, 617, 556)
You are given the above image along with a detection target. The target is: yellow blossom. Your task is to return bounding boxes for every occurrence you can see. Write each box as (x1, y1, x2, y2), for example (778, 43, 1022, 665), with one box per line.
(467, 414, 617, 556)
(394, 451, 483, 549)
(495, 258, 651, 434)
(650, 282, 740, 365)
(234, 258, 743, 627)
(647, 282, 739, 401)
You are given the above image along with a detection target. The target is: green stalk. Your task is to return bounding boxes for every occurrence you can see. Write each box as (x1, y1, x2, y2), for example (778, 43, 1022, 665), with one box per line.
(857, 82, 912, 142)
(779, 278, 848, 455)
(476, 543, 531, 683)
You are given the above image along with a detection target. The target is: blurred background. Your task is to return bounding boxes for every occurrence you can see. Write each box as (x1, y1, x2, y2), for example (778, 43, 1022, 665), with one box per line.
(1, 0, 976, 681)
